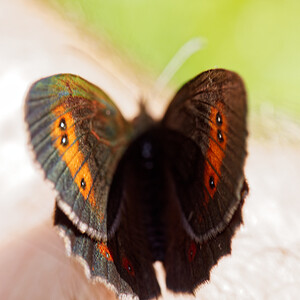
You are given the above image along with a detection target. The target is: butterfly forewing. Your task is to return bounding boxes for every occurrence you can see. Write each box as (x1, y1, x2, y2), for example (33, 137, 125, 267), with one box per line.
(25, 74, 132, 241)
(162, 69, 247, 242)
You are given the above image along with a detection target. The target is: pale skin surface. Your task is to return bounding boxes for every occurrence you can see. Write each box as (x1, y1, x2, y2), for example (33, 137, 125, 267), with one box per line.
(1, 1, 300, 299)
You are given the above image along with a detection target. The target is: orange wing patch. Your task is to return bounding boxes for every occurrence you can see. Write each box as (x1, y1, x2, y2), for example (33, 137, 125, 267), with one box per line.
(204, 103, 228, 204)
(50, 104, 96, 209)
(97, 242, 113, 262)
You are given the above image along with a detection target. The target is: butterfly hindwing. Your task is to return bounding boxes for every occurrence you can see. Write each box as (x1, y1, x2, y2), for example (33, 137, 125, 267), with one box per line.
(164, 181, 248, 293)
(162, 69, 247, 243)
(54, 205, 136, 298)
(25, 74, 132, 240)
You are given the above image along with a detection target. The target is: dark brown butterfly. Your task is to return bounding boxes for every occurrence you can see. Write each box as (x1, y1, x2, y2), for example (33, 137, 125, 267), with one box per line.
(25, 68, 248, 299)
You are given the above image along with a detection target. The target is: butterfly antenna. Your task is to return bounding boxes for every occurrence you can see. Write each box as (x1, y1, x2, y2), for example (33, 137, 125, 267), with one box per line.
(153, 37, 207, 96)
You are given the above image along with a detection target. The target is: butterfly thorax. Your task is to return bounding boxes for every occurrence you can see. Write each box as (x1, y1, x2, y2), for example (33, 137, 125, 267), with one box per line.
(131, 101, 156, 138)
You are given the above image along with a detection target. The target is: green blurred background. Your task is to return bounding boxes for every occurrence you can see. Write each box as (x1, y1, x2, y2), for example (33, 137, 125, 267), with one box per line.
(45, 0, 300, 120)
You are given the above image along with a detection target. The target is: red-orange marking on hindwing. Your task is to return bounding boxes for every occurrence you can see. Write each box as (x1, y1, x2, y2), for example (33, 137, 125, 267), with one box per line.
(204, 103, 228, 204)
(97, 242, 113, 262)
(188, 241, 197, 262)
(50, 104, 97, 209)
(122, 257, 135, 276)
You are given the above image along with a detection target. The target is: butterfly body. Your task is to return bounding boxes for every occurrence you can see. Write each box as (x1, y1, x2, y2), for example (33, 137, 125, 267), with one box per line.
(25, 69, 248, 299)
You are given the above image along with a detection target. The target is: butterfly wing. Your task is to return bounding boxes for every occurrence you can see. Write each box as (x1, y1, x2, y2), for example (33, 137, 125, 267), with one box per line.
(163, 178, 248, 292)
(54, 204, 136, 298)
(161, 68, 248, 292)
(25, 74, 132, 240)
(162, 68, 248, 243)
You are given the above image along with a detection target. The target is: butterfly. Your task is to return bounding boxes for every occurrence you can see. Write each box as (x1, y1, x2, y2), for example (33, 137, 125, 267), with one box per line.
(25, 69, 248, 299)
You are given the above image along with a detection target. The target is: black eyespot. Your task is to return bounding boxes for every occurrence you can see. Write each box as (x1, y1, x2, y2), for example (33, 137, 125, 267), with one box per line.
(217, 130, 224, 142)
(122, 257, 135, 276)
(61, 134, 68, 146)
(209, 176, 215, 189)
(81, 178, 86, 190)
(216, 112, 222, 125)
(59, 118, 67, 130)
